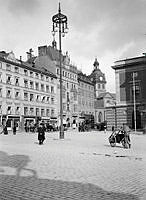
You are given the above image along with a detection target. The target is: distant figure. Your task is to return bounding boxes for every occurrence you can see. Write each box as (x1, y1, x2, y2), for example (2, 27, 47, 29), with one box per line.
(104, 125, 107, 133)
(123, 124, 131, 146)
(112, 126, 115, 132)
(13, 122, 17, 135)
(37, 123, 45, 145)
(3, 124, 8, 135)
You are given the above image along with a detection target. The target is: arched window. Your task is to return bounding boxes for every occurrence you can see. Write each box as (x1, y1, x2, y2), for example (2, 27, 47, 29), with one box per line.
(98, 112, 103, 123)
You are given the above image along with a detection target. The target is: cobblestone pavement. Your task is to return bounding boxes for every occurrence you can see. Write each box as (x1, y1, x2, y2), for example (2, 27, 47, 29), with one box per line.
(0, 130, 146, 200)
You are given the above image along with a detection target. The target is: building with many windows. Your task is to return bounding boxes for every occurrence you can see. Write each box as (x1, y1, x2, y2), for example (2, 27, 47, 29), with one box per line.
(35, 42, 78, 127)
(78, 71, 94, 118)
(0, 50, 57, 130)
(106, 55, 146, 131)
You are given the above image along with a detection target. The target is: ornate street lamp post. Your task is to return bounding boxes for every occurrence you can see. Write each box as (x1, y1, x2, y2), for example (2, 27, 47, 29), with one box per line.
(52, 3, 68, 139)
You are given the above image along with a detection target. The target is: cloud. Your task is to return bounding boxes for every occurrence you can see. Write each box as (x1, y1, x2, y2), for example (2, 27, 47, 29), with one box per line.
(6, 0, 40, 16)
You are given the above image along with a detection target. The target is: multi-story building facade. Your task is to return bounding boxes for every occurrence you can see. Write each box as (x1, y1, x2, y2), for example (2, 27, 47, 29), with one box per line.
(0, 50, 57, 130)
(35, 42, 78, 127)
(106, 55, 146, 131)
(78, 71, 94, 118)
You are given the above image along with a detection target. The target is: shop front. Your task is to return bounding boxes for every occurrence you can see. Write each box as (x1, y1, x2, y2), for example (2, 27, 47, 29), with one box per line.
(5, 115, 20, 131)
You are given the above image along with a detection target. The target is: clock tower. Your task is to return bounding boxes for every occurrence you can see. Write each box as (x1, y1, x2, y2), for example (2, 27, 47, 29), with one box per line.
(89, 58, 106, 98)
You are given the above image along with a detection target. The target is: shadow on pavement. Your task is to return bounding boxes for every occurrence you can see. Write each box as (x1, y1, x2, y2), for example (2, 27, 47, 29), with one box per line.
(0, 150, 140, 200)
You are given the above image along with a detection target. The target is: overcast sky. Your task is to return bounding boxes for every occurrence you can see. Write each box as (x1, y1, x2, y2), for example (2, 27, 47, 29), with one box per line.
(0, 0, 146, 92)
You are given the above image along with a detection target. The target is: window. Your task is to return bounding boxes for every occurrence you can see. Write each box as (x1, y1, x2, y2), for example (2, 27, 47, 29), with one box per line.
(35, 73, 39, 79)
(15, 77, 19, 86)
(36, 108, 39, 116)
(30, 108, 34, 115)
(6, 75, 11, 84)
(57, 68, 59, 75)
(41, 74, 44, 80)
(6, 64, 11, 71)
(35, 82, 39, 90)
(67, 82, 69, 89)
(51, 97, 54, 104)
(42, 96, 45, 103)
(0, 62, 2, 69)
(41, 109, 45, 116)
(15, 91, 20, 99)
(46, 109, 50, 117)
(6, 89, 11, 98)
(24, 107, 28, 115)
(46, 76, 49, 82)
(51, 77, 54, 83)
(47, 96, 50, 103)
(0, 105, 2, 113)
(15, 66, 19, 73)
(41, 84, 44, 92)
(46, 85, 49, 93)
(51, 86, 54, 93)
(30, 94, 34, 101)
(24, 92, 28, 101)
(36, 95, 40, 102)
(102, 84, 105, 89)
(15, 107, 20, 114)
(30, 81, 34, 89)
(7, 106, 11, 114)
(51, 109, 54, 116)
(67, 92, 70, 102)
(30, 71, 33, 77)
(0, 73, 2, 82)
(98, 84, 100, 89)
(24, 69, 28, 76)
(24, 79, 28, 88)
(0, 88, 2, 97)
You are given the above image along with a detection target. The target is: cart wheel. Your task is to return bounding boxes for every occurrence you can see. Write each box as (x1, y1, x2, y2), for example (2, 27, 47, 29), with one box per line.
(110, 142, 116, 147)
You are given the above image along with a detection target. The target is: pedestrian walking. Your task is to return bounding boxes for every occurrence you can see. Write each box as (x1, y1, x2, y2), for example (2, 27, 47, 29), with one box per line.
(3, 124, 8, 135)
(104, 124, 107, 133)
(37, 123, 45, 145)
(13, 122, 17, 135)
(122, 123, 131, 148)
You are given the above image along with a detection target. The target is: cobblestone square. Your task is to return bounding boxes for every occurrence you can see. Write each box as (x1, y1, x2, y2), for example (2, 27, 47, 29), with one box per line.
(0, 130, 146, 200)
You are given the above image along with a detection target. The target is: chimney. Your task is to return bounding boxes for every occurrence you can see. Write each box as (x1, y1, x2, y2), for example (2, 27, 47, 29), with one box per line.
(38, 45, 47, 56)
(26, 48, 33, 62)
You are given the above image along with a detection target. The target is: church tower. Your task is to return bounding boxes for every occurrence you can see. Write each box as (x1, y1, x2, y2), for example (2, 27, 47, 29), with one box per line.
(89, 58, 106, 98)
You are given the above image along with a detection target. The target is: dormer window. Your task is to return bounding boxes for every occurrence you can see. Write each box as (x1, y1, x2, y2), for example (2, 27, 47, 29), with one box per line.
(15, 66, 19, 73)
(30, 71, 33, 77)
(6, 64, 11, 71)
(35, 73, 39, 79)
(24, 69, 28, 76)
(41, 74, 44, 80)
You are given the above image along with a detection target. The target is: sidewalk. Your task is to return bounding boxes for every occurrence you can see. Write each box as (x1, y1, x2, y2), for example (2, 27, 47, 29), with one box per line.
(0, 131, 146, 199)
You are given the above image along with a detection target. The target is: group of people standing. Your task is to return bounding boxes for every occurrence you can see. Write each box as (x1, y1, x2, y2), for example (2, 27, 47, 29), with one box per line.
(0, 121, 17, 135)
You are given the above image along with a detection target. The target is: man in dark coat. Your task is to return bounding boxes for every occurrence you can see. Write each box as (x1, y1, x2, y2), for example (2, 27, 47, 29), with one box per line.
(3, 125, 8, 135)
(37, 123, 45, 145)
(13, 122, 17, 135)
